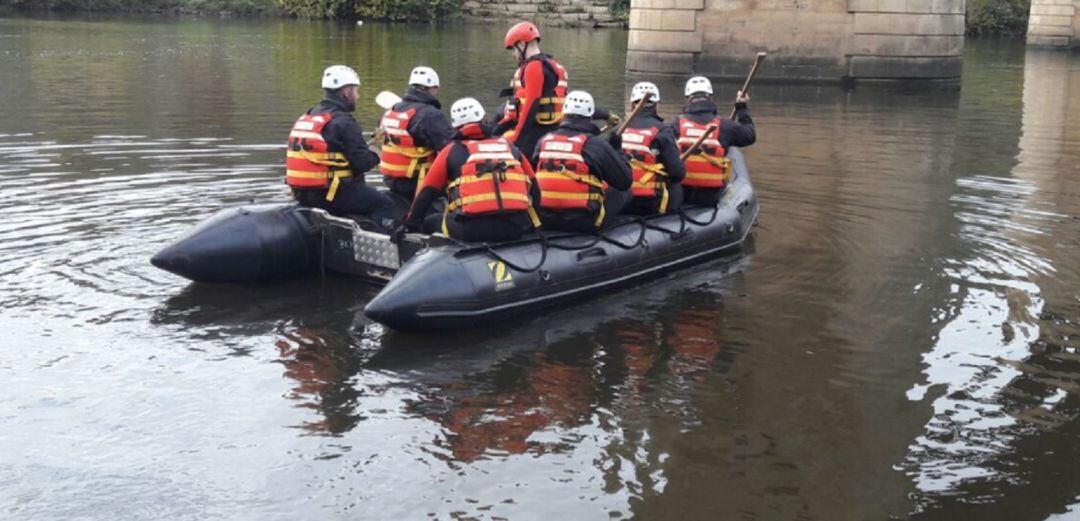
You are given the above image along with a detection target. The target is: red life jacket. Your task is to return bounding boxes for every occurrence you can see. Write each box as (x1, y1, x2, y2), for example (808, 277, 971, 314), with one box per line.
(285, 113, 352, 201)
(677, 117, 728, 189)
(510, 55, 569, 128)
(379, 107, 435, 185)
(446, 137, 540, 226)
(535, 132, 607, 226)
(620, 126, 670, 212)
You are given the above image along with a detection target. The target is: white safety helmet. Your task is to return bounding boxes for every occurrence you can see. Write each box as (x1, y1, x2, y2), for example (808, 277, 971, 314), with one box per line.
(322, 65, 361, 90)
(630, 81, 660, 104)
(408, 66, 440, 88)
(684, 76, 713, 97)
(563, 90, 595, 118)
(450, 97, 485, 128)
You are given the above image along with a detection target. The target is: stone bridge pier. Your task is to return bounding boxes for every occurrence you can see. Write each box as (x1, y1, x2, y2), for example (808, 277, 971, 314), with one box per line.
(1027, 0, 1080, 47)
(626, 0, 966, 83)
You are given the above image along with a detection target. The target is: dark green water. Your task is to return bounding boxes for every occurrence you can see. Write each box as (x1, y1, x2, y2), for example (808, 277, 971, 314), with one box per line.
(1, 15, 1079, 520)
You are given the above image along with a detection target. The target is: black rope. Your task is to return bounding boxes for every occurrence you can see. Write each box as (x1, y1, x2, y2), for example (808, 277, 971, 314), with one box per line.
(598, 218, 648, 250)
(484, 235, 550, 273)
(680, 205, 721, 227)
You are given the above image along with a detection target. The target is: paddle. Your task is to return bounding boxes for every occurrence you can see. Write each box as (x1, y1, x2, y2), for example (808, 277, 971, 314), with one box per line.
(370, 91, 402, 146)
(729, 52, 767, 119)
(375, 90, 402, 110)
(613, 91, 652, 135)
(679, 124, 718, 161)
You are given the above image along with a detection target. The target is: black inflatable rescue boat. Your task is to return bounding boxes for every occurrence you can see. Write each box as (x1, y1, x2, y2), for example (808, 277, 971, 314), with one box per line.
(151, 149, 758, 331)
(363, 148, 758, 330)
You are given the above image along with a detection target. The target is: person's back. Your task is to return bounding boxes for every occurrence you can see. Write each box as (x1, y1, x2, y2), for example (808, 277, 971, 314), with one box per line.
(619, 82, 686, 216)
(403, 98, 540, 243)
(286, 65, 403, 229)
(674, 76, 756, 206)
(378, 66, 453, 201)
(499, 21, 569, 162)
(532, 91, 631, 232)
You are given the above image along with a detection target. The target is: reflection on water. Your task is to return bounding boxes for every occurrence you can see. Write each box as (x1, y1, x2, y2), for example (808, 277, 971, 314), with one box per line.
(1, 14, 1080, 520)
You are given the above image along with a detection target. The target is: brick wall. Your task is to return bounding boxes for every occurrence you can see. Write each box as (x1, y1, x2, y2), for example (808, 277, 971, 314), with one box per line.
(461, 0, 624, 26)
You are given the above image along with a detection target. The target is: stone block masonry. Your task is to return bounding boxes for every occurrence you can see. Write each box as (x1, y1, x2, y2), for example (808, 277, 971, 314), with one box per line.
(625, 0, 967, 83)
(1027, 0, 1079, 47)
(461, 0, 624, 26)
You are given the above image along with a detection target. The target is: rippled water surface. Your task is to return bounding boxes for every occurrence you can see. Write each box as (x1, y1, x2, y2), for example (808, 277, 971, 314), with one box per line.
(2, 15, 1080, 520)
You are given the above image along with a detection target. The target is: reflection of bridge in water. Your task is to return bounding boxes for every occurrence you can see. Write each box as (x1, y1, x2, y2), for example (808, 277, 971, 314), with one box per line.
(626, 0, 1080, 83)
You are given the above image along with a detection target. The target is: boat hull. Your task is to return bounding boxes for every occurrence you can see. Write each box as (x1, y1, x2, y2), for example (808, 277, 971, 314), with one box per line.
(364, 148, 759, 331)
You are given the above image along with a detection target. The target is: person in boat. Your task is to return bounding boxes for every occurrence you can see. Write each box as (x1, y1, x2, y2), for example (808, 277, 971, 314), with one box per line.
(674, 76, 755, 206)
(531, 90, 632, 232)
(402, 97, 541, 242)
(618, 81, 686, 215)
(286, 65, 402, 227)
(497, 21, 569, 162)
(378, 66, 454, 202)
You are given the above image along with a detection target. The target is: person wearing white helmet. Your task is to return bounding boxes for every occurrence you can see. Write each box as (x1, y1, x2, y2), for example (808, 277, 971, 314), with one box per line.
(400, 97, 541, 242)
(286, 65, 403, 228)
(675, 76, 756, 206)
(378, 66, 453, 201)
(531, 90, 633, 232)
(616, 81, 685, 215)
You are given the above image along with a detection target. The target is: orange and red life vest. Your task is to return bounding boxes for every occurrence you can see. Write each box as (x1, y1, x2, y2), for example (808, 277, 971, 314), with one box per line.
(445, 137, 541, 228)
(677, 117, 729, 189)
(509, 56, 569, 128)
(285, 113, 352, 201)
(620, 126, 670, 213)
(535, 132, 607, 226)
(378, 107, 435, 187)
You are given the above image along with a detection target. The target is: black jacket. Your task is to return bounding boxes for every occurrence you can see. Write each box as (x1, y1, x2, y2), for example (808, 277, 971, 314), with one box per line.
(309, 90, 380, 180)
(394, 87, 453, 152)
(678, 98, 756, 148)
(624, 107, 686, 184)
(532, 116, 632, 191)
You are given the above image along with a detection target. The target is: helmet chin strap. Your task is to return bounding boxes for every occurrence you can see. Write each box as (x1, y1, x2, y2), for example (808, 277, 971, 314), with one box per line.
(515, 42, 527, 63)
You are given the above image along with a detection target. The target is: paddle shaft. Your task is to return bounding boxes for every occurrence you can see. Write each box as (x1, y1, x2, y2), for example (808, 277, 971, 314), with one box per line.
(614, 92, 653, 135)
(729, 52, 767, 119)
(678, 124, 718, 161)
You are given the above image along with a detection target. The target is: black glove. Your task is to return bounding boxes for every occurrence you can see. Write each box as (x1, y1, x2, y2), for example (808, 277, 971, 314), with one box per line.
(389, 224, 408, 244)
(607, 131, 622, 151)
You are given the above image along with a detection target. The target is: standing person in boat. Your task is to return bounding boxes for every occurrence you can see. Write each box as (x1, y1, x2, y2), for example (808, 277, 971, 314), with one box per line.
(497, 21, 569, 162)
(618, 81, 686, 215)
(532, 90, 632, 232)
(378, 66, 454, 202)
(402, 98, 541, 243)
(674, 76, 756, 206)
(286, 65, 402, 228)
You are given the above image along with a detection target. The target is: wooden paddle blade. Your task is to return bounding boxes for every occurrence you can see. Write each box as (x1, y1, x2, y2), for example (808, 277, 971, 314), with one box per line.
(375, 91, 402, 109)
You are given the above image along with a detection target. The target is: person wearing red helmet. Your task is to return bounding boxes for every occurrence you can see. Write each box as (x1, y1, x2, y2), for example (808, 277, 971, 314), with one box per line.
(498, 21, 569, 163)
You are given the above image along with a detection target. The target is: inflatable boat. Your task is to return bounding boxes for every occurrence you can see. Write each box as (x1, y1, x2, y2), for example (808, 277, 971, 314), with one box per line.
(151, 148, 758, 331)
(364, 148, 757, 330)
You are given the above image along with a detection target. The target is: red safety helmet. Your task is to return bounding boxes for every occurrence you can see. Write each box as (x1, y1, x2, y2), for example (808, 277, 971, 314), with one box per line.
(504, 21, 541, 49)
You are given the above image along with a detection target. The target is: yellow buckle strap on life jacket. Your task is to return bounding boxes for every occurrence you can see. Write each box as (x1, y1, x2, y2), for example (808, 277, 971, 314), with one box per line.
(537, 169, 606, 190)
(288, 150, 350, 168)
(446, 191, 532, 212)
(381, 143, 434, 180)
(629, 158, 668, 186)
(441, 194, 541, 235)
(537, 191, 605, 226)
(447, 171, 530, 190)
(325, 170, 353, 202)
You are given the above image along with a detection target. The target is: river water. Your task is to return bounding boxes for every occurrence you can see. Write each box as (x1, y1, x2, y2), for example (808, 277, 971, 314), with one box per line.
(1, 14, 1079, 520)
